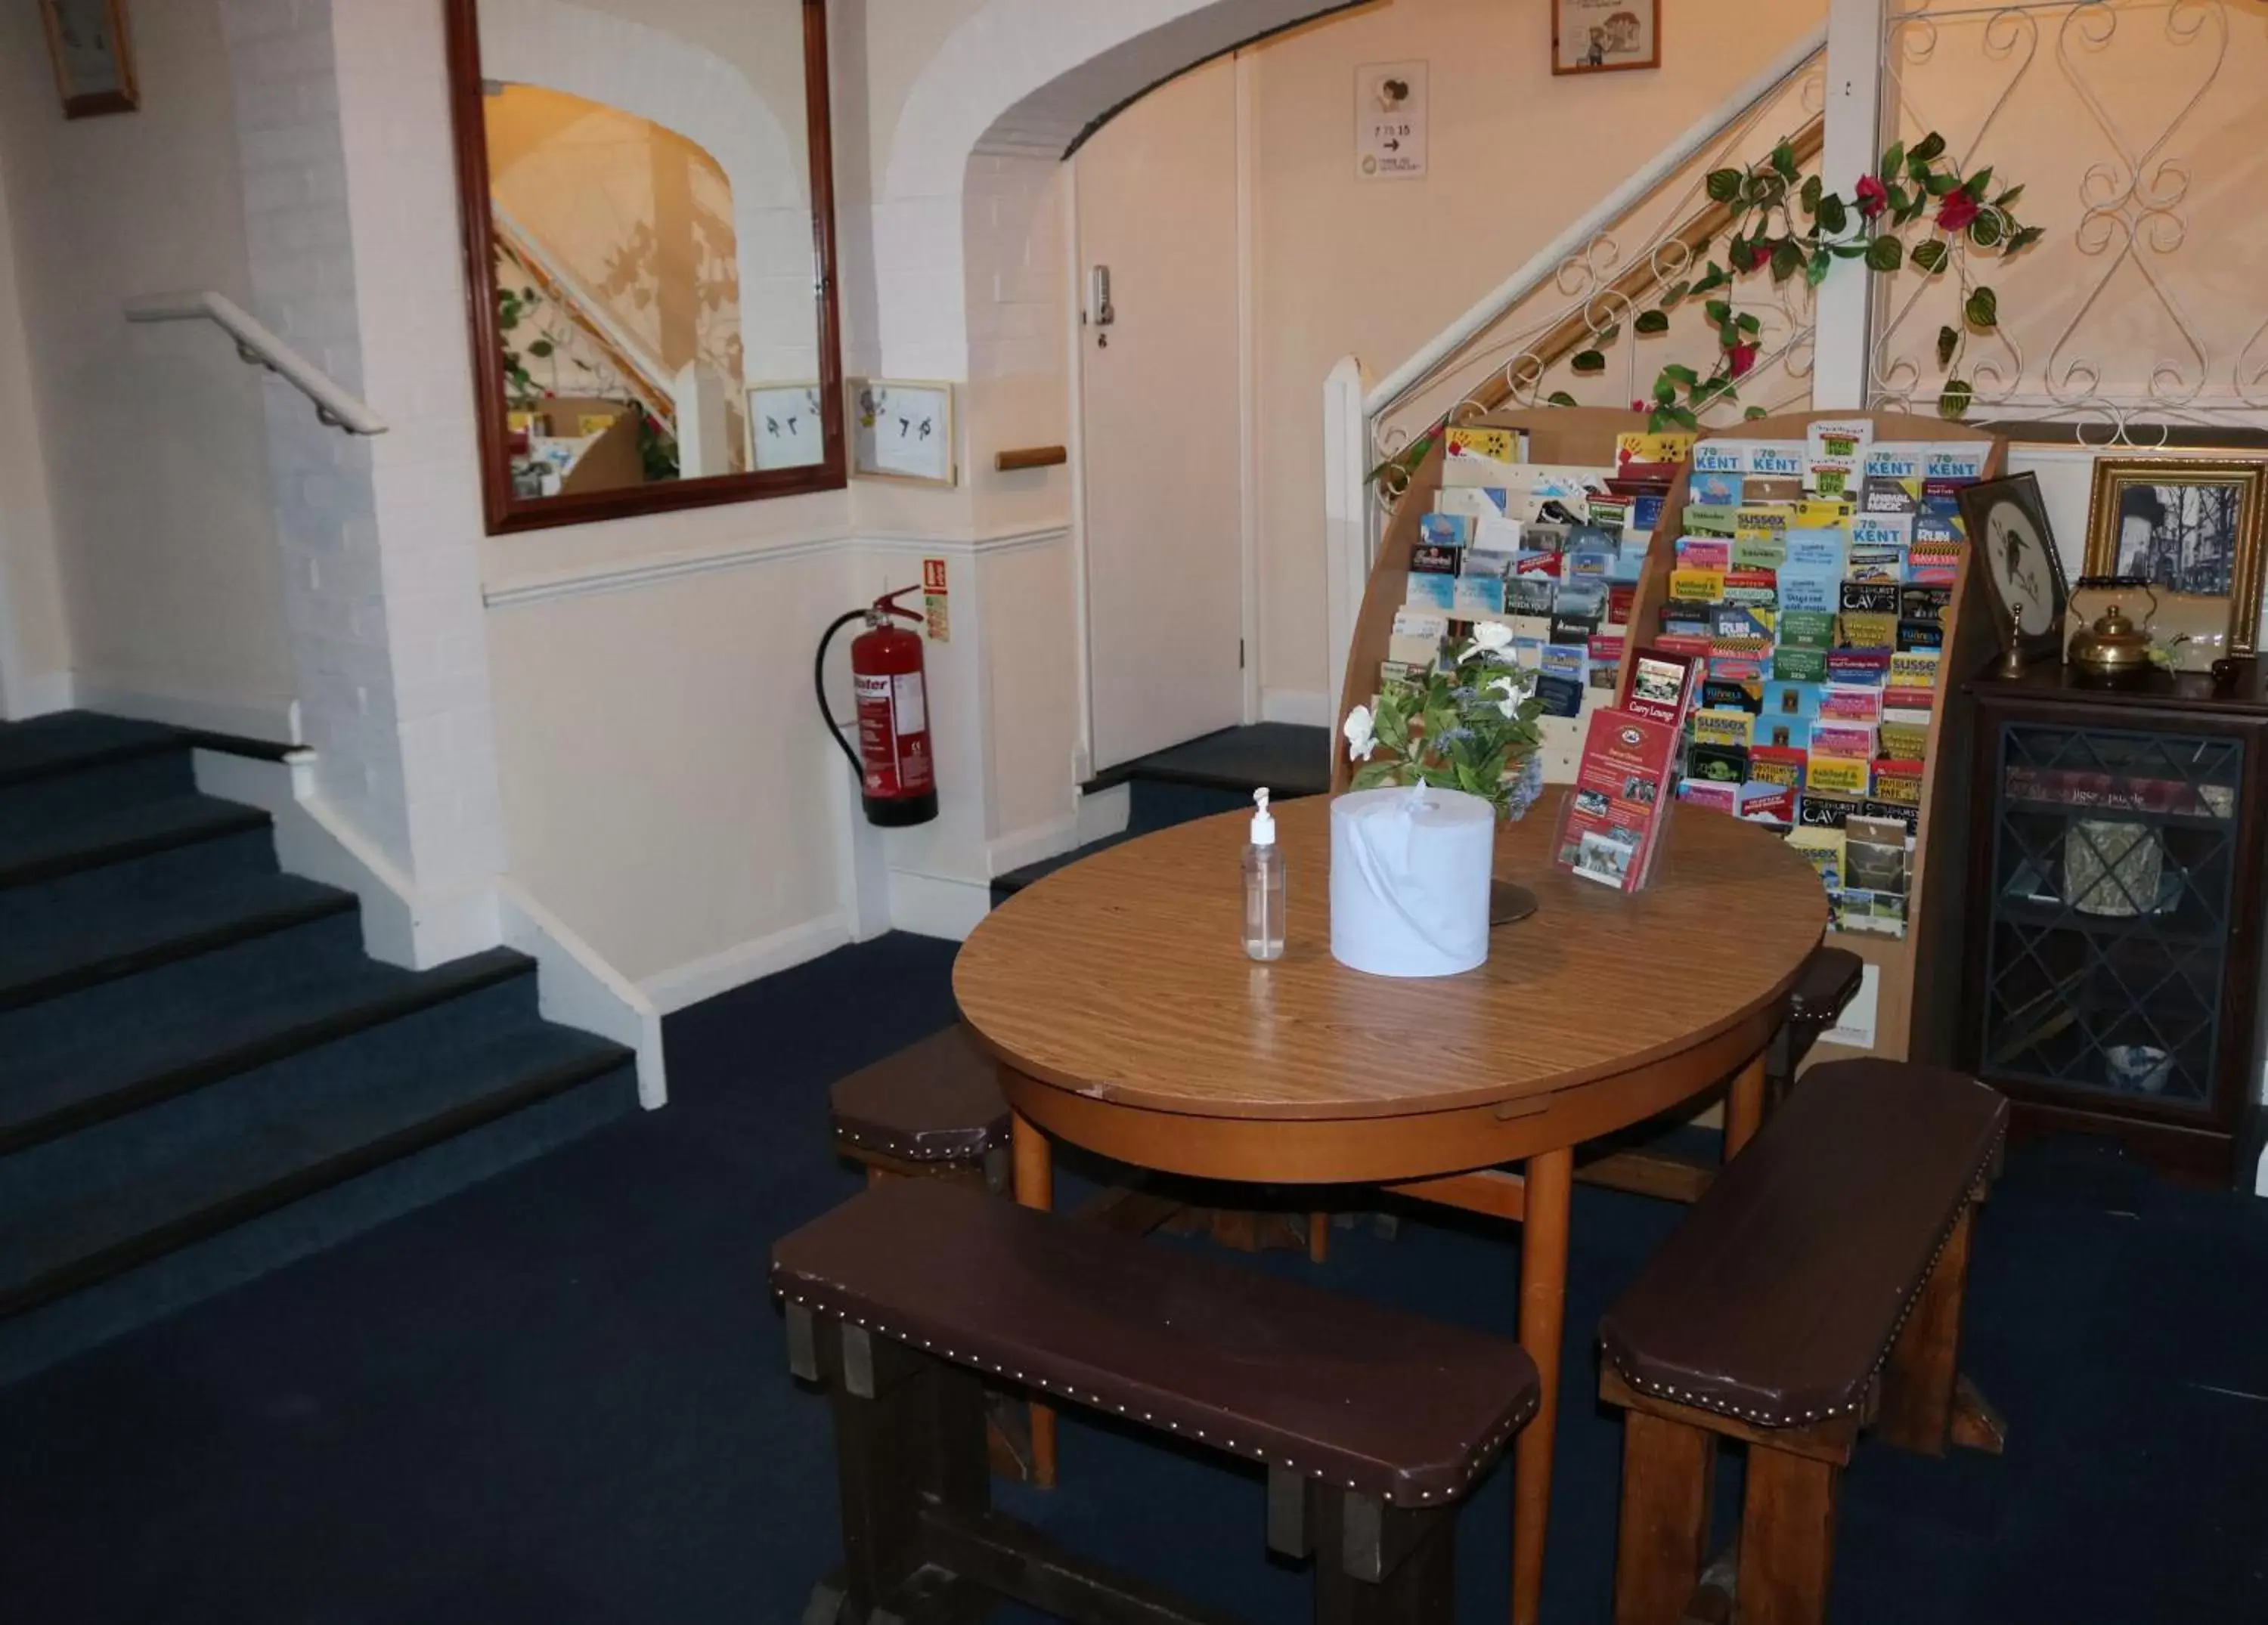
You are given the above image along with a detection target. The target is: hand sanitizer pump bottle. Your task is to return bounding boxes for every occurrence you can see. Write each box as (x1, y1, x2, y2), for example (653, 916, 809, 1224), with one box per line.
(1244, 788, 1285, 961)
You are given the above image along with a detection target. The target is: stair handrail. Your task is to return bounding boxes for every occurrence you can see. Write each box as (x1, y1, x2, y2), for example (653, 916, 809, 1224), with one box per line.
(124, 290, 387, 436)
(1362, 23, 1827, 427)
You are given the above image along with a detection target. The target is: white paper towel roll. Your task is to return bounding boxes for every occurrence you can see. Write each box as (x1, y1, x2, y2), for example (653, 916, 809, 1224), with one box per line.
(1330, 785, 1496, 978)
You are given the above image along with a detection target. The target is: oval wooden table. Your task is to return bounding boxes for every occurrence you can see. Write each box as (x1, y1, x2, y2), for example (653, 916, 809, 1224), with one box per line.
(955, 791, 1826, 1625)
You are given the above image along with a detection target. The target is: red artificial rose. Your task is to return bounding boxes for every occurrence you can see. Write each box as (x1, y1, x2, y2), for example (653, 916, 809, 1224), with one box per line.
(1631, 399, 1647, 413)
(1854, 175, 1888, 219)
(1937, 190, 1981, 233)
(1727, 342, 1760, 379)
(1739, 240, 1774, 272)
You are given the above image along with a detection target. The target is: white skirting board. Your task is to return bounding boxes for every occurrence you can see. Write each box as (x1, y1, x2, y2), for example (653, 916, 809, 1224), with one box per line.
(498, 880, 666, 1108)
(192, 748, 665, 1107)
(635, 914, 856, 1017)
(888, 869, 993, 942)
(191, 750, 496, 970)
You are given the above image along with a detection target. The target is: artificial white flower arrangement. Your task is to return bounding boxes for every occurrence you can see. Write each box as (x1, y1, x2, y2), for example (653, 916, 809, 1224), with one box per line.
(1343, 619, 1548, 822)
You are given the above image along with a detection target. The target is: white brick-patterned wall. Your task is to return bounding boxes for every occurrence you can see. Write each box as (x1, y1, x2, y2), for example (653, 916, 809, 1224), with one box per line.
(222, 0, 413, 868)
(962, 153, 1064, 385)
(222, 0, 507, 947)
(332, 0, 507, 897)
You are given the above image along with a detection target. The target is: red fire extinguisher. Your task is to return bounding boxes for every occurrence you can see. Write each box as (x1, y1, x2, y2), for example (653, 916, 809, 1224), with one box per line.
(816, 584, 938, 827)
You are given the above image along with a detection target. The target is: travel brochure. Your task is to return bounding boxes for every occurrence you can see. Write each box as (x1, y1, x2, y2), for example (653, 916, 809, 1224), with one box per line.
(1654, 426, 1991, 937)
(1554, 637, 1702, 892)
(1383, 427, 1685, 718)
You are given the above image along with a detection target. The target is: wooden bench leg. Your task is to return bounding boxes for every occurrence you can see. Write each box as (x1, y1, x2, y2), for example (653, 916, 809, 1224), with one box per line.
(1310, 1482, 1456, 1623)
(1613, 1410, 1716, 1625)
(1876, 1204, 1974, 1457)
(1737, 1447, 1839, 1625)
(1010, 1112, 1058, 1489)
(804, 1312, 988, 1619)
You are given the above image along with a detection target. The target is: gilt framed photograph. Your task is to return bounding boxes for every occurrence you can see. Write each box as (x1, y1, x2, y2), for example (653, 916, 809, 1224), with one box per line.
(1957, 472, 2070, 668)
(40, 0, 138, 119)
(848, 379, 956, 488)
(1553, 0, 1660, 76)
(2082, 456, 2267, 655)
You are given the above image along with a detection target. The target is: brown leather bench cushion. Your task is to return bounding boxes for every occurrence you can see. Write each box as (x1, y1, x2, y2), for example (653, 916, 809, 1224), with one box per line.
(773, 1178, 1538, 1506)
(829, 1026, 1010, 1163)
(1787, 947, 1865, 1027)
(1599, 1059, 2006, 1429)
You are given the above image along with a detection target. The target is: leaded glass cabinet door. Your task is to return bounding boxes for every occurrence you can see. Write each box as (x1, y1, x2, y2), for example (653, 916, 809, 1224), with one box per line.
(1979, 718, 2242, 1112)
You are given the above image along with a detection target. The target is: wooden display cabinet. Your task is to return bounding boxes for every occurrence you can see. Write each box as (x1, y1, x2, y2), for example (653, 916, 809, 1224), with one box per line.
(1963, 663, 2268, 1185)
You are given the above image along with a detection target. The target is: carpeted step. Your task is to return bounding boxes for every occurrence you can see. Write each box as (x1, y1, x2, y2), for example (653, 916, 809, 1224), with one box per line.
(0, 1022, 634, 1319)
(0, 1034, 637, 1383)
(0, 746, 194, 832)
(1083, 722, 1333, 799)
(0, 712, 182, 790)
(0, 793, 270, 890)
(0, 946, 540, 1157)
(0, 910, 368, 1081)
(0, 872, 356, 1013)
(0, 954, 552, 1218)
(989, 781, 1257, 905)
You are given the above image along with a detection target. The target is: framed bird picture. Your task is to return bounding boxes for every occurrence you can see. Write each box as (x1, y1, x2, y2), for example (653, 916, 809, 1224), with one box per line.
(848, 379, 956, 488)
(1957, 471, 2071, 668)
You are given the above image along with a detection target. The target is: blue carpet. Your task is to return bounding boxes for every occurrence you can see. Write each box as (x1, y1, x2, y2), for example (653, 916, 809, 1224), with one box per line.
(0, 930, 2262, 1622)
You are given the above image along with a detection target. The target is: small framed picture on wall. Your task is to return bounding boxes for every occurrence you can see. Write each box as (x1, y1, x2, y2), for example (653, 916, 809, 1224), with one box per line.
(40, 0, 138, 119)
(748, 382, 828, 472)
(848, 379, 957, 488)
(1554, 0, 1661, 76)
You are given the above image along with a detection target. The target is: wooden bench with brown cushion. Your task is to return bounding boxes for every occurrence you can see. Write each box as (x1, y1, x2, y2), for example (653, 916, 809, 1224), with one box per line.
(829, 1026, 1011, 1188)
(774, 1178, 1539, 1624)
(1597, 1058, 2008, 1625)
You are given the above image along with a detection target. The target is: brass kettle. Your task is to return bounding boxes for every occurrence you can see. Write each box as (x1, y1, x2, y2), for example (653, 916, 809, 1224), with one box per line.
(2068, 601, 2156, 683)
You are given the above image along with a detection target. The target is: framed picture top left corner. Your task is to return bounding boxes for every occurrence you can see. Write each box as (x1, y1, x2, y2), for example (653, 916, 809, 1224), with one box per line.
(42, 0, 138, 119)
(442, 0, 847, 534)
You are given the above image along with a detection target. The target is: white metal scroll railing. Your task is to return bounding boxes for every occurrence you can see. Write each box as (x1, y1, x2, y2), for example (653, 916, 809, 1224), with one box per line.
(1321, 24, 1828, 715)
(124, 290, 388, 436)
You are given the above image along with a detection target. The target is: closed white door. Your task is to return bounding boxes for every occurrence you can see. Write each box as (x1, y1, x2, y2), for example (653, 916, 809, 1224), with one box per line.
(1076, 55, 1246, 771)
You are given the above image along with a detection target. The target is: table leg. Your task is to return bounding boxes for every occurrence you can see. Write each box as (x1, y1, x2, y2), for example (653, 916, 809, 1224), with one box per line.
(1512, 1144, 1572, 1625)
(1010, 1111, 1058, 1489)
(1723, 1054, 1768, 1161)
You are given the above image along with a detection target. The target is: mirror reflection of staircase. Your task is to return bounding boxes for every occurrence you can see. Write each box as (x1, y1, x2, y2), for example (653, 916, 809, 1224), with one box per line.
(990, 723, 1331, 905)
(0, 713, 638, 1383)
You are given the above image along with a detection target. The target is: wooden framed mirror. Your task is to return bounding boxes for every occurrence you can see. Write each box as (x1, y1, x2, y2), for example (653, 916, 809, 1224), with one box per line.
(442, 0, 844, 533)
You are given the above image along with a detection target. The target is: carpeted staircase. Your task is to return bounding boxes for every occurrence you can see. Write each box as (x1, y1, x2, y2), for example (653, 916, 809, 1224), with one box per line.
(0, 711, 638, 1382)
(991, 722, 1333, 903)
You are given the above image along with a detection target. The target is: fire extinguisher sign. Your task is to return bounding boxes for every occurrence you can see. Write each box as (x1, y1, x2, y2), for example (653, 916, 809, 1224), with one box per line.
(922, 556, 950, 643)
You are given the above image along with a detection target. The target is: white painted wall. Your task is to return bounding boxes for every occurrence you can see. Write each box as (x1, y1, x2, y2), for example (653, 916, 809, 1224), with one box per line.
(0, 0, 295, 736)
